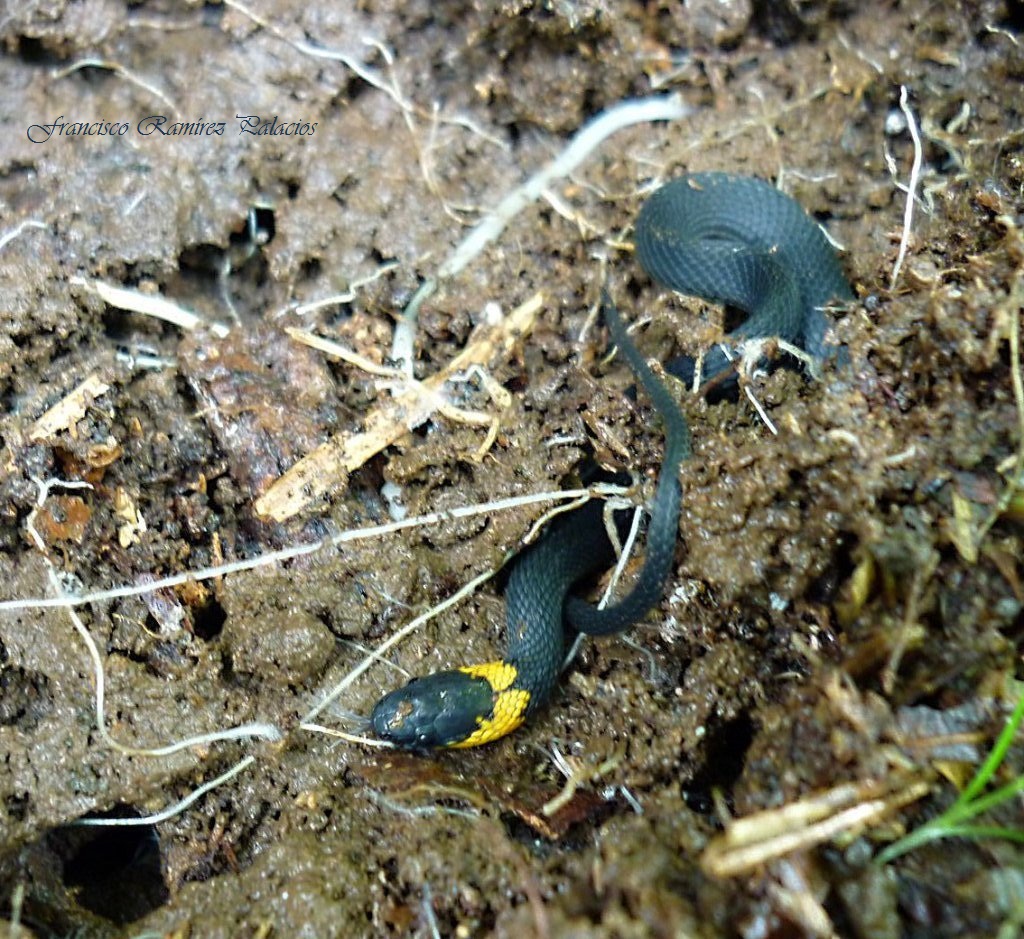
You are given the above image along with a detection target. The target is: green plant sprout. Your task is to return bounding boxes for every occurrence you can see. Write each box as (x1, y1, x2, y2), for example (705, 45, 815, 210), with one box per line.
(877, 692, 1024, 864)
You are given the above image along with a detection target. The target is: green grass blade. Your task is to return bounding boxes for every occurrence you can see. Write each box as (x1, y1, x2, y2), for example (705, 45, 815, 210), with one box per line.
(875, 825, 942, 864)
(951, 773, 1024, 822)
(876, 693, 1024, 865)
(958, 693, 1024, 806)
(940, 824, 1024, 845)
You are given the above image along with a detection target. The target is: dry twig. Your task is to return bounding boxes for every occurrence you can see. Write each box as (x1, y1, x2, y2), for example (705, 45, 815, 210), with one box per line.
(255, 290, 543, 521)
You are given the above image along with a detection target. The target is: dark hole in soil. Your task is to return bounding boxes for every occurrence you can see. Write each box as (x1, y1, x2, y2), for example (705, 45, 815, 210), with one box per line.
(14, 36, 61, 67)
(300, 256, 322, 282)
(230, 206, 276, 250)
(178, 241, 230, 279)
(5, 791, 29, 821)
(1004, 0, 1024, 31)
(193, 597, 227, 640)
(56, 811, 168, 925)
(750, 0, 807, 44)
(807, 530, 857, 607)
(681, 711, 755, 814)
(200, 2, 224, 27)
(103, 306, 158, 343)
(0, 664, 53, 729)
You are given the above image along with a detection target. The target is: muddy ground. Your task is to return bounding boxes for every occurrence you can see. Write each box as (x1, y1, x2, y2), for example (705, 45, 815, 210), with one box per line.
(1, 0, 1023, 936)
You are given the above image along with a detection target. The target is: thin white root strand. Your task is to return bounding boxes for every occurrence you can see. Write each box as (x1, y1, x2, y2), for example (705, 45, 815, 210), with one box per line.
(300, 723, 393, 747)
(391, 93, 692, 368)
(0, 219, 47, 254)
(24, 477, 282, 758)
(890, 84, 923, 290)
(74, 756, 256, 827)
(300, 563, 500, 725)
(1, 486, 602, 612)
(437, 94, 691, 284)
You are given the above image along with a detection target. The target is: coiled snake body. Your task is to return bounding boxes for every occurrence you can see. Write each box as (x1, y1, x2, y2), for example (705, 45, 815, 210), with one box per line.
(370, 172, 850, 749)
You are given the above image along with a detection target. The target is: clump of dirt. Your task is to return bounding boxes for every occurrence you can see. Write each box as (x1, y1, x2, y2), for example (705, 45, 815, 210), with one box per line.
(1, 0, 1023, 936)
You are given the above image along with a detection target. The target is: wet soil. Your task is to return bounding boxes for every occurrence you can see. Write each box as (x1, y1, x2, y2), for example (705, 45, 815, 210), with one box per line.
(1, 1, 1023, 936)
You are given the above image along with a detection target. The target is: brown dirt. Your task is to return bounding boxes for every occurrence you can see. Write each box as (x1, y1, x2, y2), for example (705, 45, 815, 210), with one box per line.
(2, 1, 1023, 936)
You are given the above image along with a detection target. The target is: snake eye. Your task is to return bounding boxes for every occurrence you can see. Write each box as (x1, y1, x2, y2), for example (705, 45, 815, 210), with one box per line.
(370, 670, 495, 749)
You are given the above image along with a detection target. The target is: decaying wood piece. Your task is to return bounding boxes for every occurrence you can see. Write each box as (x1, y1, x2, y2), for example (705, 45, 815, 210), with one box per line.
(255, 291, 543, 522)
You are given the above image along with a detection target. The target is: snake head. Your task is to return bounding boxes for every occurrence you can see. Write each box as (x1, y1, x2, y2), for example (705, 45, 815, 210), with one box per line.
(370, 669, 496, 749)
